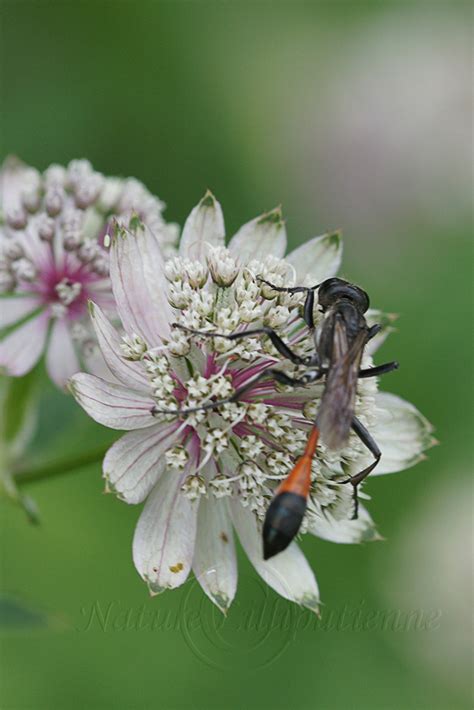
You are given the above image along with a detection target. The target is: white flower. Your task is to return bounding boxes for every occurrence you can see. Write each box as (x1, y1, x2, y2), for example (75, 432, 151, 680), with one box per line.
(70, 191, 434, 613)
(0, 157, 179, 388)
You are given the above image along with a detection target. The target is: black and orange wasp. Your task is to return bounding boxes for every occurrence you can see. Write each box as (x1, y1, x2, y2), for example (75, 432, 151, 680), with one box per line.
(151, 277, 399, 560)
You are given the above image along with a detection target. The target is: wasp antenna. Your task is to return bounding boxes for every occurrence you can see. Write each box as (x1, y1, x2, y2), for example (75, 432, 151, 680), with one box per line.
(262, 427, 319, 560)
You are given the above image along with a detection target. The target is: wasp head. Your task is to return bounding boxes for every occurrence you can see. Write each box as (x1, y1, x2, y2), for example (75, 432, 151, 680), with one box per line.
(318, 278, 370, 313)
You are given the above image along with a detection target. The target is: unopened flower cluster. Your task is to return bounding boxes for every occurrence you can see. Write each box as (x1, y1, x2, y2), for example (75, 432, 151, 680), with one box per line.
(0, 157, 178, 386)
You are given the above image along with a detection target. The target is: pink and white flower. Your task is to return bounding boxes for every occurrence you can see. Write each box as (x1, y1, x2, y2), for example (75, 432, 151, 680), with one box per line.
(70, 193, 434, 612)
(0, 157, 178, 388)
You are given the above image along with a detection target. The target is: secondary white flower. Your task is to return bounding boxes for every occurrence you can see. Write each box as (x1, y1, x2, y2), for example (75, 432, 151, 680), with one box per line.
(70, 192, 434, 613)
(0, 157, 179, 388)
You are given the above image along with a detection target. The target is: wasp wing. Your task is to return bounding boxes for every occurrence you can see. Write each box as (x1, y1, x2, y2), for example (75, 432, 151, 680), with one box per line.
(316, 317, 367, 450)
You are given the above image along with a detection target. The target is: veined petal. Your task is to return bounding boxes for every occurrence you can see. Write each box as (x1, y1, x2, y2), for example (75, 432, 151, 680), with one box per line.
(110, 221, 172, 346)
(103, 422, 179, 504)
(133, 472, 199, 593)
(89, 302, 149, 392)
(286, 231, 342, 284)
(45, 319, 80, 389)
(230, 501, 319, 612)
(0, 296, 40, 329)
(69, 373, 155, 430)
(347, 392, 435, 477)
(228, 207, 286, 263)
(365, 309, 398, 356)
(179, 191, 225, 262)
(0, 310, 48, 376)
(193, 496, 237, 613)
(308, 505, 381, 543)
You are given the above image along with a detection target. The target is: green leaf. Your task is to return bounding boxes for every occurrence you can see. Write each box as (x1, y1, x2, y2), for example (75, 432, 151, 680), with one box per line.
(0, 368, 40, 447)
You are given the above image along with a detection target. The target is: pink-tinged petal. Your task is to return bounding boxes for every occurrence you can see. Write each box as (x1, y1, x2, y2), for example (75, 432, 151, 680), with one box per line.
(89, 302, 149, 392)
(0, 296, 40, 328)
(308, 506, 381, 543)
(103, 422, 179, 504)
(16, 224, 51, 273)
(286, 231, 342, 284)
(179, 191, 225, 262)
(133, 472, 199, 593)
(81, 345, 120, 383)
(228, 207, 286, 263)
(230, 500, 320, 612)
(0, 311, 48, 377)
(346, 392, 436, 477)
(110, 222, 172, 346)
(193, 496, 237, 613)
(45, 319, 80, 389)
(69, 373, 156, 430)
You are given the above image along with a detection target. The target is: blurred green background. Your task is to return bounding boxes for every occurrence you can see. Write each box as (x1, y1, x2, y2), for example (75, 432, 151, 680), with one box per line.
(0, 1, 472, 709)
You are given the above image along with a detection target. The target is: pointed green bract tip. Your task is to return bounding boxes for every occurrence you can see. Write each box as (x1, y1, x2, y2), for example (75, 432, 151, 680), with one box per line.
(110, 218, 125, 242)
(258, 206, 284, 227)
(103, 474, 119, 498)
(201, 190, 216, 207)
(361, 526, 383, 542)
(212, 592, 230, 615)
(325, 230, 342, 246)
(87, 300, 95, 316)
(301, 594, 320, 616)
(128, 211, 145, 233)
(147, 579, 166, 597)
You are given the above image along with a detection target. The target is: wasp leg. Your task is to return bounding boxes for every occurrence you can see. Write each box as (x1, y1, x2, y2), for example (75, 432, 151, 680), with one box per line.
(271, 368, 324, 387)
(358, 361, 399, 378)
(367, 323, 382, 340)
(151, 366, 321, 417)
(303, 288, 315, 330)
(343, 416, 381, 519)
(172, 323, 308, 365)
(257, 278, 318, 330)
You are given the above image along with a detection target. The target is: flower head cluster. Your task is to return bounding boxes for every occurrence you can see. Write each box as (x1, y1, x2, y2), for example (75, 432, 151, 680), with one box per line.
(0, 157, 178, 387)
(71, 192, 434, 613)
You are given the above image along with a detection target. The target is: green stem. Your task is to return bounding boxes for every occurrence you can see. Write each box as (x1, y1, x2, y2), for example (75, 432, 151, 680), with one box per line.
(13, 445, 109, 485)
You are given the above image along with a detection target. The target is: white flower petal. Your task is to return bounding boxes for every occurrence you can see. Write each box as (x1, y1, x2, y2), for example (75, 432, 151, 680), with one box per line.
(89, 302, 149, 392)
(45, 319, 80, 389)
(69, 373, 155, 430)
(308, 505, 381, 543)
(286, 231, 342, 284)
(110, 222, 172, 346)
(348, 392, 435, 477)
(133, 472, 199, 593)
(365, 309, 398, 356)
(230, 500, 319, 612)
(103, 423, 179, 504)
(0, 296, 40, 329)
(0, 311, 48, 376)
(179, 191, 225, 262)
(228, 207, 286, 263)
(193, 496, 237, 613)
(81, 345, 120, 383)
(0, 155, 33, 212)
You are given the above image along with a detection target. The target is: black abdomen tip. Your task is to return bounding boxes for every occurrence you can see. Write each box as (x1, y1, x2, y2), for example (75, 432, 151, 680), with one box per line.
(262, 492, 307, 560)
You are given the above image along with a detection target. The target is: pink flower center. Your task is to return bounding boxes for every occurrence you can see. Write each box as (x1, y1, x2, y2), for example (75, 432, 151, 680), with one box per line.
(35, 260, 99, 320)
